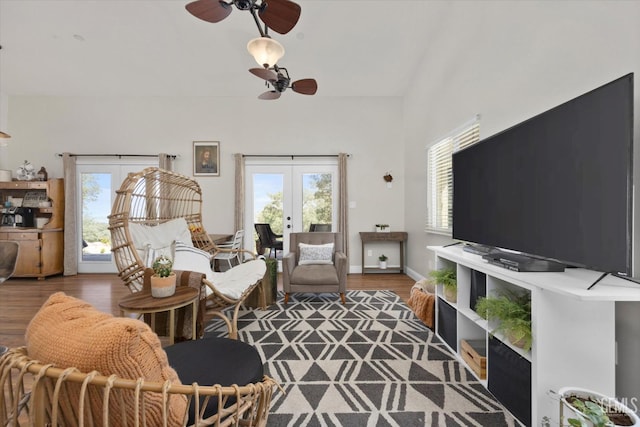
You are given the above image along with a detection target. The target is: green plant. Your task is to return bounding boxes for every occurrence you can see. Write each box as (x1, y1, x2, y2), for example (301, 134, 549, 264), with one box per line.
(379, 254, 388, 262)
(475, 289, 532, 351)
(152, 254, 173, 278)
(375, 224, 389, 230)
(566, 398, 613, 427)
(428, 268, 457, 293)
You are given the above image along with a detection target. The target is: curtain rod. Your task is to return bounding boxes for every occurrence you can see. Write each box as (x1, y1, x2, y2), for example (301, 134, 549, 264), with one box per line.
(56, 153, 177, 159)
(242, 154, 349, 158)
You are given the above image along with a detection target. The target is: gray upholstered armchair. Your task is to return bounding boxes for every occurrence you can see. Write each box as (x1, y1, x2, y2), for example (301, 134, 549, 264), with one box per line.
(283, 232, 348, 304)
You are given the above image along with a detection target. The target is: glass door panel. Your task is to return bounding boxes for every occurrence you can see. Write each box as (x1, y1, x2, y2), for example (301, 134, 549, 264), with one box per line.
(80, 172, 112, 264)
(245, 160, 338, 259)
(301, 172, 333, 233)
(77, 161, 156, 273)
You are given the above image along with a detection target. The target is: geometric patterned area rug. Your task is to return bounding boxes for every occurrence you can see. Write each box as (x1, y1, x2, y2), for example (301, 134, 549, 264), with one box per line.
(205, 290, 517, 427)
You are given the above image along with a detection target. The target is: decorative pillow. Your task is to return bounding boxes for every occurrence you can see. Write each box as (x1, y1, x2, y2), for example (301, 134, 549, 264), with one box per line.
(25, 292, 187, 426)
(129, 218, 193, 266)
(298, 242, 334, 265)
(172, 240, 213, 282)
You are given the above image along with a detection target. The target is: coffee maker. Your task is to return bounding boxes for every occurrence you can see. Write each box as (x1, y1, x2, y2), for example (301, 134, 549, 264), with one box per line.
(0, 208, 15, 226)
(1, 207, 34, 227)
(17, 207, 35, 227)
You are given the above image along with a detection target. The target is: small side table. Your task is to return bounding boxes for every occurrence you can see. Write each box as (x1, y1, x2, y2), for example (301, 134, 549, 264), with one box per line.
(119, 287, 199, 345)
(360, 231, 408, 274)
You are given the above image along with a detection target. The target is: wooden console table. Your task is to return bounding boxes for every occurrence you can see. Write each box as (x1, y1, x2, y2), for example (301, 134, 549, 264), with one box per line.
(360, 231, 408, 274)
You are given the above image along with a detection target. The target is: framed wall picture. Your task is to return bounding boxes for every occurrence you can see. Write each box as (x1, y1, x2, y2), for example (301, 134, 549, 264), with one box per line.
(193, 141, 220, 177)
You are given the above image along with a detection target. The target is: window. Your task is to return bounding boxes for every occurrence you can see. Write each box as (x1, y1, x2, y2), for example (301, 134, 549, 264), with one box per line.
(426, 116, 480, 234)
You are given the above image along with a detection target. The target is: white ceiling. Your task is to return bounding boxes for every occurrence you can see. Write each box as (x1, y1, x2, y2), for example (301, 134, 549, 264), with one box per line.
(0, 0, 447, 98)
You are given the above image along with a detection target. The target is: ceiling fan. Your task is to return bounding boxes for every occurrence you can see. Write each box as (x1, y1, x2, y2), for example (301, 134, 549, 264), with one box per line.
(249, 66, 317, 100)
(185, 0, 301, 35)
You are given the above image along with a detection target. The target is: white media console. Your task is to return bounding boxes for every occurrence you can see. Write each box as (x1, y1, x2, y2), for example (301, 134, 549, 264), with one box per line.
(429, 245, 640, 426)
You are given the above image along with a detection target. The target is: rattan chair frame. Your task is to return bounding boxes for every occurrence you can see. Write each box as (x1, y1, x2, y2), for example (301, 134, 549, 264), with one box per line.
(109, 167, 262, 339)
(109, 167, 217, 292)
(0, 347, 277, 427)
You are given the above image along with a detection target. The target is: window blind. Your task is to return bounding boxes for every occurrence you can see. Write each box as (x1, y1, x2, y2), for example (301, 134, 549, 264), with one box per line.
(426, 116, 480, 234)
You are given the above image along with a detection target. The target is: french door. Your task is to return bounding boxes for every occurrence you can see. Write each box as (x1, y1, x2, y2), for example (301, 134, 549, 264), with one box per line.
(244, 158, 338, 255)
(76, 160, 157, 273)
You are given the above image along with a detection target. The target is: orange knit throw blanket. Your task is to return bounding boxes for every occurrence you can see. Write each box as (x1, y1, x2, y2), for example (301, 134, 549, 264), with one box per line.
(407, 285, 435, 329)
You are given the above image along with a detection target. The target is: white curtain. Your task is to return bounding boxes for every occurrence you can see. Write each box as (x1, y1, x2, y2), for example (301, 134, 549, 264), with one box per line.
(234, 154, 245, 232)
(338, 153, 349, 258)
(159, 153, 173, 171)
(62, 153, 77, 275)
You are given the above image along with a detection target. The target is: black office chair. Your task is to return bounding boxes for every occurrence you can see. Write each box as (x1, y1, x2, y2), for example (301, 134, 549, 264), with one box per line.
(254, 223, 284, 258)
(309, 223, 332, 232)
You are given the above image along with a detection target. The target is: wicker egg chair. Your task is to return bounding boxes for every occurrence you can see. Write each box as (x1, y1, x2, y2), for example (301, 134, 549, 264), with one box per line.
(108, 167, 262, 339)
(0, 346, 277, 427)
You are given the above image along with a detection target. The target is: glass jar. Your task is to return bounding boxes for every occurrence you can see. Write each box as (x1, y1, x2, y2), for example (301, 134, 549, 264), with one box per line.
(37, 167, 48, 181)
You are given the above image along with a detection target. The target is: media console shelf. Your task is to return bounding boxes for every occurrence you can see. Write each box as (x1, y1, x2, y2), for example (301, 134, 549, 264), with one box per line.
(429, 245, 640, 427)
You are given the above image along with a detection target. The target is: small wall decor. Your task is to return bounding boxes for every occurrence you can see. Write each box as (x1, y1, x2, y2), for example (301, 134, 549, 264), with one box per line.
(383, 172, 393, 182)
(193, 141, 220, 177)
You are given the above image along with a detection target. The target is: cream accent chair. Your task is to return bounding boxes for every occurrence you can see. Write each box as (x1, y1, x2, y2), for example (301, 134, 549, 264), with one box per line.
(282, 232, 347, 304)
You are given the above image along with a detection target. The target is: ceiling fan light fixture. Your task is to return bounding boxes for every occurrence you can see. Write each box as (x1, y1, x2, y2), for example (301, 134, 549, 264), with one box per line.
(247, 37, 284, 69)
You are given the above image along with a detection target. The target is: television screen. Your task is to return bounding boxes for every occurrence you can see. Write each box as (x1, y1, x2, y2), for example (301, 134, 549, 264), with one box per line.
(452, 73, 634, 275)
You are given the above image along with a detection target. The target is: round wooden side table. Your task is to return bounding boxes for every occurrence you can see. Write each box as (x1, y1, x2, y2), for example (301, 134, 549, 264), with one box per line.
(119, 286, 199, 345)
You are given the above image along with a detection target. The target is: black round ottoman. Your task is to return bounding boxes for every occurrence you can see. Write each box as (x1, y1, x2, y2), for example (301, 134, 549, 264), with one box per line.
(164, 337, 264, 423)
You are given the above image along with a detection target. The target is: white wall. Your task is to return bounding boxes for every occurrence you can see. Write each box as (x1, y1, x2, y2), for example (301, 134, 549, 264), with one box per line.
(403, 0, 640, 412)
(5, 95, 405, 267)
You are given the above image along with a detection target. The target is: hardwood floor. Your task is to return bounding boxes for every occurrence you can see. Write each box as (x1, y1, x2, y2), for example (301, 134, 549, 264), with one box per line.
(0, 272, 416, 349)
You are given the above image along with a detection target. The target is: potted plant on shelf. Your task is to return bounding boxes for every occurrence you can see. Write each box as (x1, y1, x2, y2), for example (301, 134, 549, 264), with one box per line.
(428, 267, 457, 303)
(150, 254, 176, 298)
(378, 254, 388, 269)
(557, 387, 640, 427)
(475, 288, 532, 351)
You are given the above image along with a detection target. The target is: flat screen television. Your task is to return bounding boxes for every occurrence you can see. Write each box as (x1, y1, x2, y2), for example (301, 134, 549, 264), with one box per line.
(452, 73, 634, 276)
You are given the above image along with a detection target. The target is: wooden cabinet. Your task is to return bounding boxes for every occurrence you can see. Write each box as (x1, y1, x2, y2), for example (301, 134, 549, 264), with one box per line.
(0, 179, 64, 279)
(430, 245, 640, 427)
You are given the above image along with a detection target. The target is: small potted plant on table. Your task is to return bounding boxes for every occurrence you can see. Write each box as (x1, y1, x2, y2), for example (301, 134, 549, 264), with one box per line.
(151, 254, 176, 298)
(378, 254, 388, 269)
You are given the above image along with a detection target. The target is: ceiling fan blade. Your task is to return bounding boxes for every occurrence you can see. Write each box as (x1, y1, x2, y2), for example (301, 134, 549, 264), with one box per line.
(259, 91, 281, 100)
(249, 67, 278, 82)
(291, 78, 317, 95)
(259, 0, 301, 34)
(185, 0, 232, 23)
